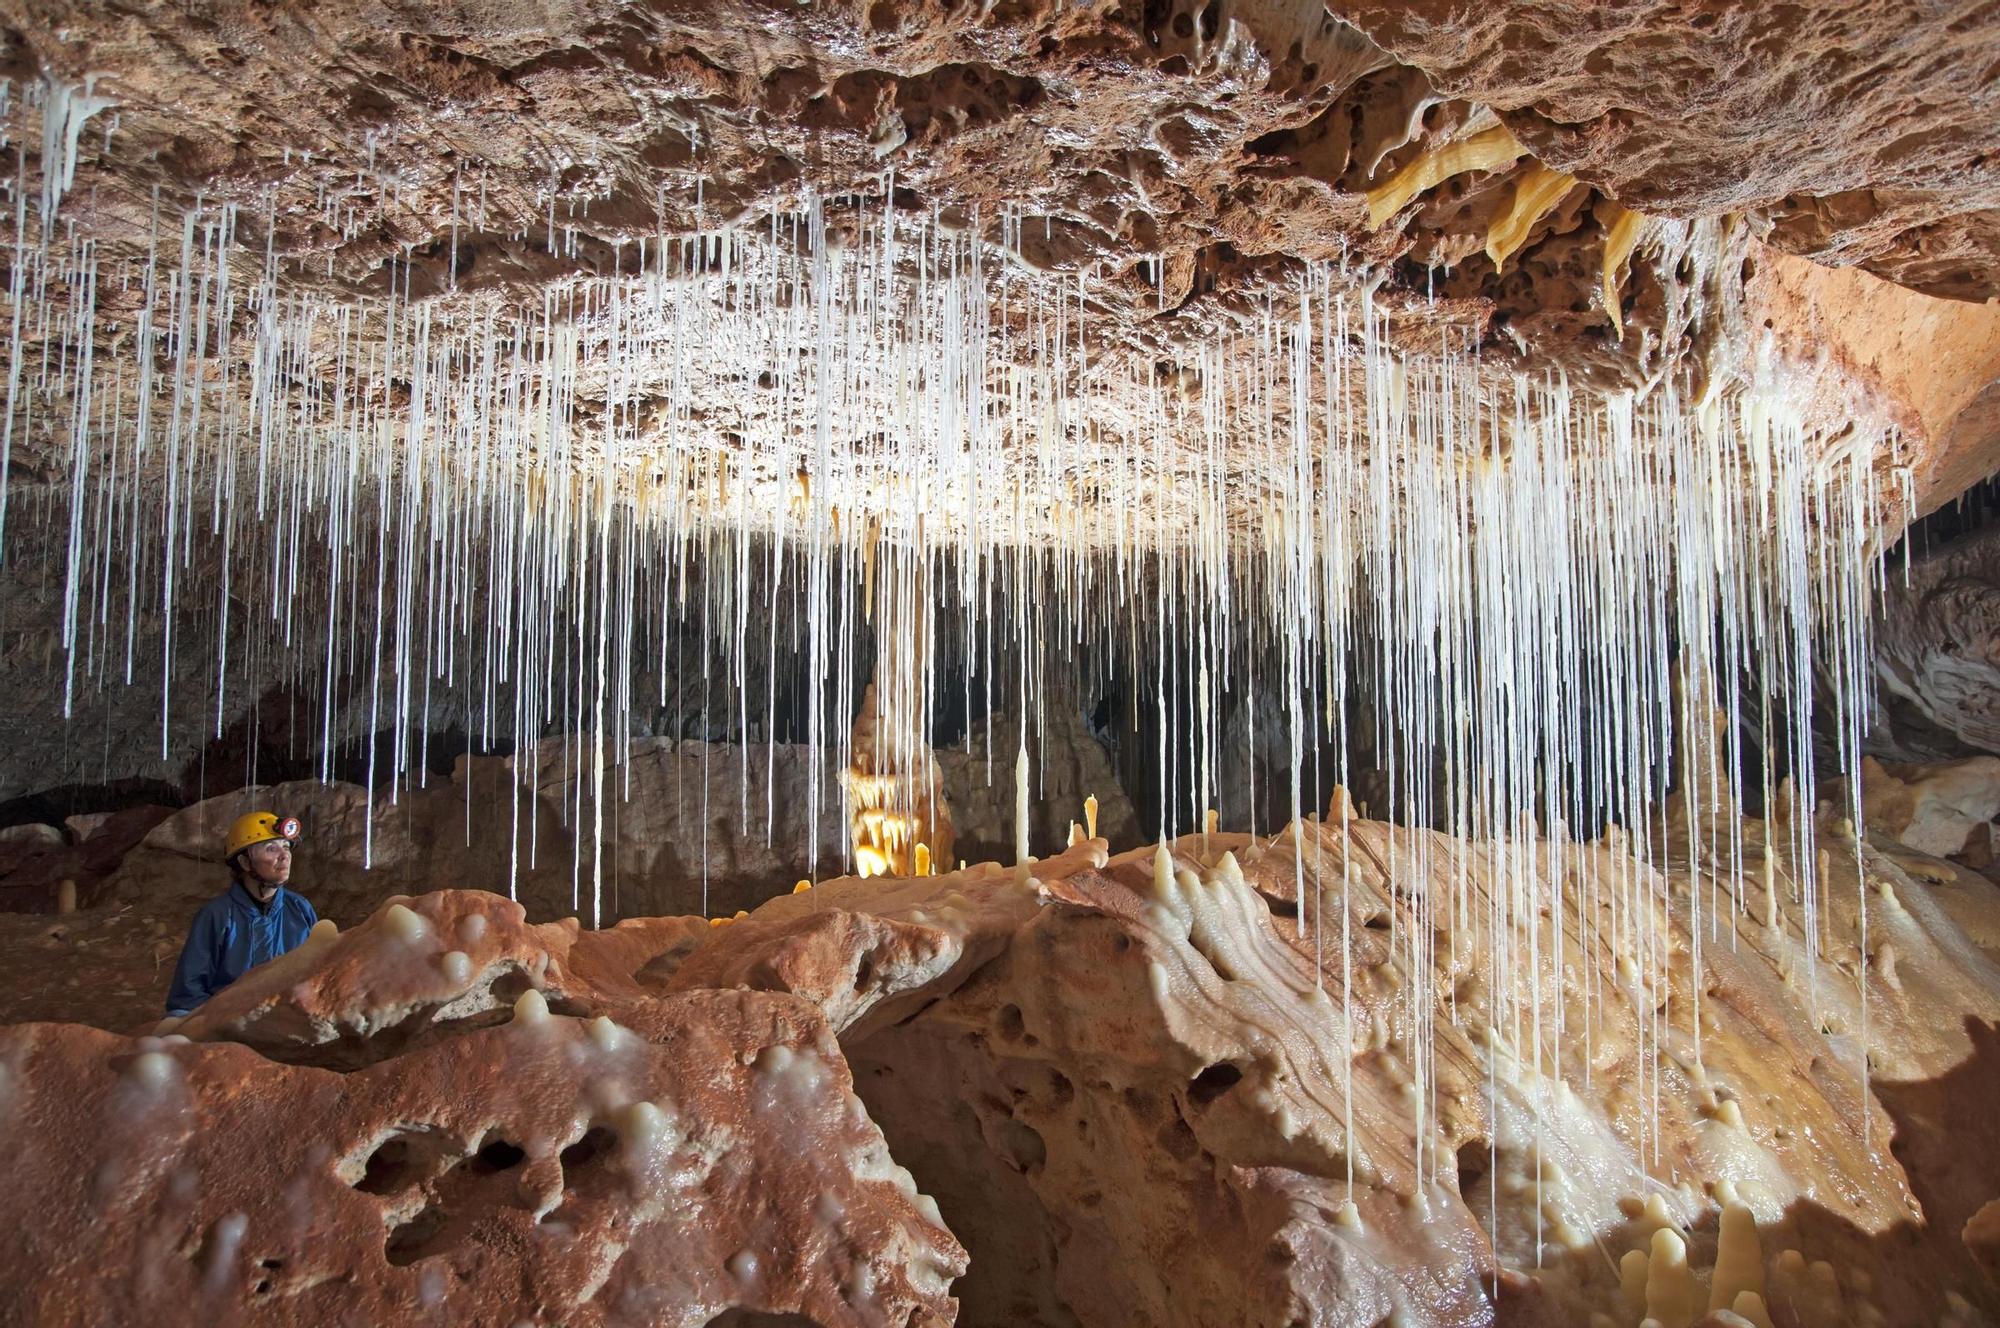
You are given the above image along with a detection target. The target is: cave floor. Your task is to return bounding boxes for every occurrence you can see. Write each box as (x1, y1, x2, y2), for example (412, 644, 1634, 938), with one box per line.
(0, 905, 178, 1033)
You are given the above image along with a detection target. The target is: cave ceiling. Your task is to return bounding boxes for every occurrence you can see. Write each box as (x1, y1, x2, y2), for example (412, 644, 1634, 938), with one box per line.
(1, 0, 1998, 507)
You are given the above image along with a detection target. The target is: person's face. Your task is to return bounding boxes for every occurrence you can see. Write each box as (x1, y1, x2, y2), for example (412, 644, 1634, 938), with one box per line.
(244, 838, 292, 888)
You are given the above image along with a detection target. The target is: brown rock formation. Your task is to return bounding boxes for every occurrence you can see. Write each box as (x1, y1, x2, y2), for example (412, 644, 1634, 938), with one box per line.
(0, 994, 962, 1326)
(1743, 245, 2000, 517)
(1871, 527, 2000, 760)
(1, 0, 1992, 421)
(1853, 755, 2000, 860)
(7, 802, 2000, 1323)
(1971, 1198, 2000, 1287)
(1329, 1, 2000, 299)
(167, 889, 707, 1066)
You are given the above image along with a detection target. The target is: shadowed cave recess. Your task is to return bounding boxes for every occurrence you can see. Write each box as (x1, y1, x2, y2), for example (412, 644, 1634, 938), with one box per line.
(2, 2, 2000, 1325)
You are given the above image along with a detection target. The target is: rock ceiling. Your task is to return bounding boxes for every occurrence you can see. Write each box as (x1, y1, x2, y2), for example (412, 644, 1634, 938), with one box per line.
(0, 0, 1996, 528)
(7, 1, 1997, 353)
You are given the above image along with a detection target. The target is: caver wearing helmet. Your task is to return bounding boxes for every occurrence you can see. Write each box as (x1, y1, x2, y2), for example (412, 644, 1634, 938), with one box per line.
(164, 810, 319, 1020)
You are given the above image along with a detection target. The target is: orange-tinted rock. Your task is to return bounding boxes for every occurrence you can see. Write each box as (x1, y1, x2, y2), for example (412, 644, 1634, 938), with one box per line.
(665, 818, 2000, 1324)
(171, 889, 708, 1066)
(0, 995, 962, 1326)
(1743, 245, 2000, 517)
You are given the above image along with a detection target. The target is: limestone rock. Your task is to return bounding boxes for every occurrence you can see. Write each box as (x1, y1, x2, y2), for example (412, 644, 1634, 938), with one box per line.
(663, 818, 2000, 1324)
(1743, 245, 2000, 518)
(938, 709, 1142, 865)
(0, 996, 962, 1327)
(172, 889, 708, 1067)
(0, 807, 172, 913)
(1970, 1199, 2000, 1286)
(1870, 527, 2000, 759)
(1855, 755, 2000, 859)
(1330, 0, 2000, 298)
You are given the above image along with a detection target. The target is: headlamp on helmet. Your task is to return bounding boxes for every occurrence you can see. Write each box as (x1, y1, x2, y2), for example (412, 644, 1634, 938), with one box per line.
(224, 811, 302, 861)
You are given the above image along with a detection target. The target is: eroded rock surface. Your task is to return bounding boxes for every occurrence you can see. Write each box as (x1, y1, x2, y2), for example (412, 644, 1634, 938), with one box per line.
(0, 992, 962, 1326)
(7, 805, 2000, 1324)
(1872, 527, 2000, 759)
(1, 0, 1993, 452)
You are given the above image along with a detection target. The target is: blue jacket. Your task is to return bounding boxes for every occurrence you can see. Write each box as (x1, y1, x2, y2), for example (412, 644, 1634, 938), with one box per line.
(166, 881, 319, 1016)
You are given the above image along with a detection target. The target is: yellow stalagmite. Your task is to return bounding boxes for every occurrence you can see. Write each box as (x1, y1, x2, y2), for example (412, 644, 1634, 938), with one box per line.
(1709, 1203, 1766, 1314)
(1643, 1228, 1696, 1328)
(841, 560, 955, 878)
(1485, 162, 1579, 273)
(1085, 793, 1099, 840)
(1365, 123, 1528, 230)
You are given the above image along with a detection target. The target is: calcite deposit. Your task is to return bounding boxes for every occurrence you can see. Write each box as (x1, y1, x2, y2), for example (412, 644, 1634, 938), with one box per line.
(1, 0, 1995, 468)
(7, 803, 1997, 1326)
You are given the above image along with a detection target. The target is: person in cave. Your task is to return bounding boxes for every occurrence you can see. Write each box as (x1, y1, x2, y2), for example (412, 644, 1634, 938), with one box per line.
(163, 812, 319, 1019)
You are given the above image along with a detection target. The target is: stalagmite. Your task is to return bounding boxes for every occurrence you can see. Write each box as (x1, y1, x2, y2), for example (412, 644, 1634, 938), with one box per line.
(1708, 1203, 1765, 1314)
(1644, 1228, 1697, 1328)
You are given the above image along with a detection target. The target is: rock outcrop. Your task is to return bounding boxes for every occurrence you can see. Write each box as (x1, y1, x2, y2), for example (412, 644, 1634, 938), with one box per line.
(0, 806, 172, 913)
(101, 736, 849, 925)
(21, 800, 1994, 1326)
(0, 994, 963, 1326)
(1853, 755, 2000, 861)
(1871, 527, 2000, 759)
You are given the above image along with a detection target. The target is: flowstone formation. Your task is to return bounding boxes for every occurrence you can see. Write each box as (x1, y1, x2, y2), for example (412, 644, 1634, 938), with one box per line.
(5, 812, 1998, 1326)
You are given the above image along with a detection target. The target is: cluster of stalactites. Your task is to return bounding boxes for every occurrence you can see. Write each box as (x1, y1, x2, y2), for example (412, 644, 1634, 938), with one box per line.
(0, 80, 1910, 967)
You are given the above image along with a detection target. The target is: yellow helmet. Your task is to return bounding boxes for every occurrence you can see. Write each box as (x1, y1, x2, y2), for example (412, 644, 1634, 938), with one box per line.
(224, 811, 301, 860)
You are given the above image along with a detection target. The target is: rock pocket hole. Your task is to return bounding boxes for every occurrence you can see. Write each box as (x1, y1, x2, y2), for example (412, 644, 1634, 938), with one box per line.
(470, 1137, 526, 1174)
(385, 1205, 448, 1266)
(1456, 1138, 1492, 1198)
(1188, 1061, 1244, 1107)
(560, 1125, 618, 1185)
(355, 1136, 427, 1195)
